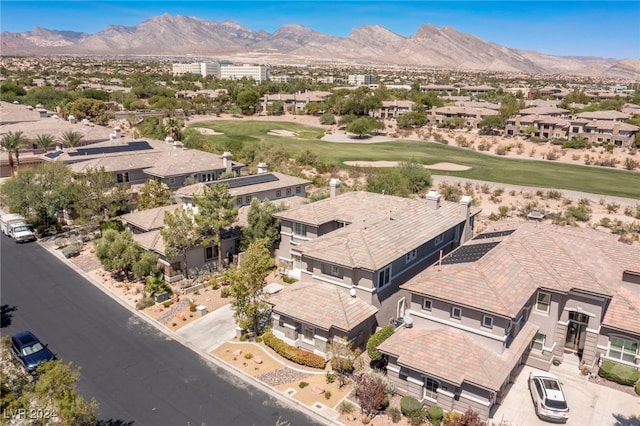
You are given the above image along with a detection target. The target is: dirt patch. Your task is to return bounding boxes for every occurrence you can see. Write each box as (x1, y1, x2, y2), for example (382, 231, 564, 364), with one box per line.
(322, 131, 395, 144)
(212, 342, 285, 376)
(274, 370, 352, 410)
(343, 160, 471, 171)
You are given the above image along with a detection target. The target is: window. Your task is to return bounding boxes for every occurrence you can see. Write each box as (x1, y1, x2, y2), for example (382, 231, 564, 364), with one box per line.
(302, 324, 314, 342)
(424, 378, 439, 400)
(330, 265, 340, 277)
(422, 299, 432, 311)
(205, 246, 216, 261)
(434, 233, 445, 245)
(531, 333, 546, 351)
(116, 172, 129, 183)
(536, 291, 551, 313)
(236, 198, 242, 205)
(451, 307, 462, 319)
(482, 315, 493, 329)
(276, 190, 281, 197)
(405, 249, 417, 263)
(246, 196, 251, 204)
(286, 188, 291, 195)
(292, 222, 307, 237)
(296, 186, 301, 194)
(608, 336, 638, 363)
(378, 266, 391, 289)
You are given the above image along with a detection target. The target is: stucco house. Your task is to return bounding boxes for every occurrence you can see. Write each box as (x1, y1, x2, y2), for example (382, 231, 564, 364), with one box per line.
(268, 181, 481, 356)
(378, 221, 640, 420)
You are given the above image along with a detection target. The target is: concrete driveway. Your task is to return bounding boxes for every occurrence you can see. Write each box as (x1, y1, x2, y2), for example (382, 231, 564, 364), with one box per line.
(490, 359, 640, 426)
(176, 303, 237, 352)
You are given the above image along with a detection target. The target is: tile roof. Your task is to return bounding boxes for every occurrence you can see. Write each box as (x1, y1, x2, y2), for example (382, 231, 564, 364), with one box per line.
(403, 222, 640, 324)
(120, 204, 182, 232)
(378, 321, 538, 391)
(143, 150, 242, 178)
(132, 229, 165, 254)
(276, 192, 480, 271)
(175, 172, 311, 199)
(519, 106, 569, 115)
(583, 120, 639, 132)
(576, 111, 631, 121)
(269, 282, 378, 332)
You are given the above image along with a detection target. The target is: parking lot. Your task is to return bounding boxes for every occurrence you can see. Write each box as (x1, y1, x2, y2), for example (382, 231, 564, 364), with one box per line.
(490, 357, 640, 426)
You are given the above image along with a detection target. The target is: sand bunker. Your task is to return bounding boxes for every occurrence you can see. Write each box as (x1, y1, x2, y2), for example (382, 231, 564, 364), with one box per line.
(344, 161, 471, 171)
(195, 127, 224, 135)
(268, 129, 297, 137)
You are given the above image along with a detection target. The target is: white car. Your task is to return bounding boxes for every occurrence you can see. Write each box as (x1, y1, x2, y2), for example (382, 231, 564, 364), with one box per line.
(528, 371, 570, 423)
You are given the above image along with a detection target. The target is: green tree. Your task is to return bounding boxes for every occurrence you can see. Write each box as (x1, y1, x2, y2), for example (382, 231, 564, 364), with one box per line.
(161, 208, 199, 279)
(478, 115, 506, 130)
(240, 198, 286, 250)
(137, 179, 174, 210)
(346, 117, 383, 138)
(396, 111, 427, 129)
(319, 111, 336, 125)
(164, 116, 183, 141)
(236, 88, 261, 115)
(66, 97, 109, 125)
(34, 133, 56, 151)
(193, 183, 239, 268)
(133, 251, 160, 280)
(74, 167, 131, 225)
(226, 238, 274, 336)
(0, 131, 27, 173)
(0, 162, 75, 232)
(366, 161, 431, 197)
(94, 229, 143, 279)
(59, 130, 84, 148)
(267, 100, 285, 116)
(499, 94, 524, 120)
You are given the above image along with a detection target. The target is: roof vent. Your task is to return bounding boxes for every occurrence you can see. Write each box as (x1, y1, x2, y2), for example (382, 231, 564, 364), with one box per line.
(403, 316, 413, 328)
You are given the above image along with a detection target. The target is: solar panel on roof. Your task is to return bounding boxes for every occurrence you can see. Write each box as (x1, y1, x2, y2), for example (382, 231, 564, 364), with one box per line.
(44, 151, 63, 159)
(68, 141, 153, 157)
(441, 241, 500, 265)
(221, 173, 279, 189)
(472, 229, 515, 240)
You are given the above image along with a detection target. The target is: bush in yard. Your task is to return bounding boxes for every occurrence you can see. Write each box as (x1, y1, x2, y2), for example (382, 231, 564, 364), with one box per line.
(388, 406, 402, 423)
(262, 331, 326, 368)
(598, 360, 640, 386)
(367, 325, 394, 362)
(298, 381, 309, 388)
(61, 243, 82, 258)
(635, 381, 640, 395)
(426, 405, 443, 425)
(135, 296, 154, 310)
(338, 400, 354, 415)
(400, 395, 422, 418)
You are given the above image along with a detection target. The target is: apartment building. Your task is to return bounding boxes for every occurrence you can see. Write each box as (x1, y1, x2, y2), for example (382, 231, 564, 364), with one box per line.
(220, 64, 270, 82)
(268, 183, 481, 356)
(172, 62, 225, 77)
(378, 221, 640, 420)
(348, 74, 376, 86)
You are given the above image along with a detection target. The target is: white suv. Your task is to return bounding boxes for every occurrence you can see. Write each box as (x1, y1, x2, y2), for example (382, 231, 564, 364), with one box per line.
(528, 371, 570, 423)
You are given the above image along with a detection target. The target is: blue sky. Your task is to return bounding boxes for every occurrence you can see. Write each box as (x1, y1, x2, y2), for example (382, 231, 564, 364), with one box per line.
(1, 1, 639, 59)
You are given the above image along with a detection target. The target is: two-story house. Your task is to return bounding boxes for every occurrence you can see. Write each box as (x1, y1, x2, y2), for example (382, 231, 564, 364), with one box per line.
(268, 181, 481, 356)
(378, 221, 640, 420)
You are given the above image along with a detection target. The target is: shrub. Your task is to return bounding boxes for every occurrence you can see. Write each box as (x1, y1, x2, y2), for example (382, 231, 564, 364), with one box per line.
(598, 360, 640, 386)
(262, 332, 326, 369)
(189, 303, 197, 312)
(282, 275, 298, 284)
(326, 372, 335, 384)
(367, 325, 394, 361)
(400, 395, 422, 418)
(324, 390, 332, 400)
(636, 381, 640, 396)
(298, 381, 309, 389)
(135, 296, 154, 310)
(244, 352, 253, 359)
(100, 219, 124, 233)
(388, 406, 402, 423)
(221, 287, 231, 298)
(338, 400, 354, 415)
(162, 300, 172, 308)
(426, 405, 443, 425)
(443, 410, 463, 425)
(61, 243, 82, 258)
(254, 336, 263, 343)
(239, 334, 248, 342)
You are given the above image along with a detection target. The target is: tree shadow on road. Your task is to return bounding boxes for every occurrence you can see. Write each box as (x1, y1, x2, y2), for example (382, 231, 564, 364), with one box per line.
(97, 420, 135, 426)
(614, 413, 640, 426)
(1, 304, 17, 327)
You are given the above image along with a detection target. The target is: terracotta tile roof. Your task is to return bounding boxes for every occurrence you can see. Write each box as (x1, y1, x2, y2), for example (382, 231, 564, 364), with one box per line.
(67, 152, 162, 173)
(269, 282, 378, 332)
(276, 192, 480, 271)
(132, 229, 165, 254)
(603, 285, 640, 335)
(583, 120, 639, 131)
(403, 222, 640, 326)
(576, 110, 631, 121)
(121, 204, 182, 232)
(143, 150, 243, 178)
(378, 322, 538, 391)
(519, 106, 569, 115)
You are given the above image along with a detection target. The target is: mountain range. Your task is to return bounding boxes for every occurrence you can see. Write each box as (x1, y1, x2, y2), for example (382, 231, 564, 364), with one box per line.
(1, 14, 639, 79)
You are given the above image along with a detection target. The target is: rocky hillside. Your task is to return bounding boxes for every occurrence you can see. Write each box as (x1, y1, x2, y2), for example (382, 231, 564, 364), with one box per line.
(1, 14, 638, 78)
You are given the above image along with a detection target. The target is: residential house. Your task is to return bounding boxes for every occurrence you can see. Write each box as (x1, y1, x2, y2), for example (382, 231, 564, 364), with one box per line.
(379, 221, 640, 420)
(518, 106, 570, 118)
(430, 106, 498, 128)
(372, 100, 414, 119)
(268, 182, 481, 356)
(261, 91, 331, 114)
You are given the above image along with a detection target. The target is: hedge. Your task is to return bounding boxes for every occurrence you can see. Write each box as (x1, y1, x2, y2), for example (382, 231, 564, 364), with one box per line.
(598, 359, 640, 386)
(426, 405, 443, 425)
(400, 395, 422, 418)
(262, 331, 326, 369)
(367, 325, 394, 361)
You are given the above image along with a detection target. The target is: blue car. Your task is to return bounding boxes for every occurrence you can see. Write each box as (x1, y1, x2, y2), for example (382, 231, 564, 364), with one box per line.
(10, 331, 56, 373)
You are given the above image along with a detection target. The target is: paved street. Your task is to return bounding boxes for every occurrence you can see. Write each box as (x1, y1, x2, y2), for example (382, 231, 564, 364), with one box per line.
(0, 235, 325, 426)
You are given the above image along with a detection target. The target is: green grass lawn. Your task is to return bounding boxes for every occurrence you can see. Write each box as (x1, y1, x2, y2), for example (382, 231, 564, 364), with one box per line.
(189, 120, 640, 199)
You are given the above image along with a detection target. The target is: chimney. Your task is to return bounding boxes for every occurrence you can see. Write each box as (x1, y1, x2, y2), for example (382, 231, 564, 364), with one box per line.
(257, 162, 268, 174)
(329, 178, 341, 198)
(460, 195, 473, 243)
(222, 151, 232, 174)
(426, 190, 441, 210)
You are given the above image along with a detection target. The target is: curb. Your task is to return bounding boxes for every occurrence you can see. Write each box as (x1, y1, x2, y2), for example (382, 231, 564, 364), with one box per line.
(38, 239, 342, 426)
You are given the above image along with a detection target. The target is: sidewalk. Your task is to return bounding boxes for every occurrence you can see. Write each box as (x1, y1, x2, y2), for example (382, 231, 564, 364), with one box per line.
(176, 303, 236, 352)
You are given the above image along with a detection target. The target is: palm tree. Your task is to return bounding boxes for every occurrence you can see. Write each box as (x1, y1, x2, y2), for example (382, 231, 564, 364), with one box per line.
(34, 134, 56, 151)
(0, 131, 27, 174)
(59, 130, 84, 148)
(164, 117, 183, 141)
